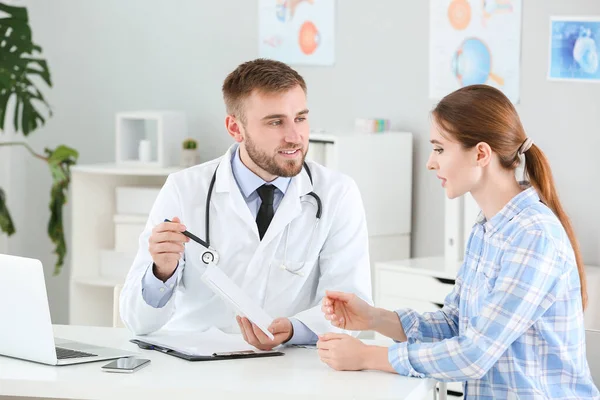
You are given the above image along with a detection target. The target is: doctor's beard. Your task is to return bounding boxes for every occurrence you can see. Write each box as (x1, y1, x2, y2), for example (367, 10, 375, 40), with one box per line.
(244, 132, 306, 178)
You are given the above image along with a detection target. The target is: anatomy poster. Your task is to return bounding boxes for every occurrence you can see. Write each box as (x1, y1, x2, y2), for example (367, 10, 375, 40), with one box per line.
(430, 0, 522, 103)
(259, 0, 335, 66)
(548, 17, 600, 83)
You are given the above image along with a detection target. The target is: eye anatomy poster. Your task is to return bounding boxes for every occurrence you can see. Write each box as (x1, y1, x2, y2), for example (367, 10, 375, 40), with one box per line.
(548, 17, 600, 83)
(259, 0, 335, 66)
(429, 0, 522, 103)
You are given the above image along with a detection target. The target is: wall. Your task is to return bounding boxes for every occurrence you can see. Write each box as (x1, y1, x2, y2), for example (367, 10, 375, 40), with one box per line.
(5, 0, 599, 323)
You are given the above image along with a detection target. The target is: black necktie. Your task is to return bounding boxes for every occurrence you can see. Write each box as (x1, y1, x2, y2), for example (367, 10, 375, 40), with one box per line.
(256, 184, 275, 240)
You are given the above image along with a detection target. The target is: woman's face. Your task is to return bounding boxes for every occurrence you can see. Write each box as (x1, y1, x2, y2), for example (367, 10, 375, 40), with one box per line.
(426, 119, 482, 199)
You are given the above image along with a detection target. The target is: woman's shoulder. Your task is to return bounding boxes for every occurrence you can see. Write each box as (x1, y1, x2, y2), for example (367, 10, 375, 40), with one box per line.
(505, 201, 575, 264)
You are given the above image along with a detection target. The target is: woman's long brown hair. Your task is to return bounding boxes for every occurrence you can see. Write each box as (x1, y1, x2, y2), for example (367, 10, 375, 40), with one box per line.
(432, 85, 587, 310)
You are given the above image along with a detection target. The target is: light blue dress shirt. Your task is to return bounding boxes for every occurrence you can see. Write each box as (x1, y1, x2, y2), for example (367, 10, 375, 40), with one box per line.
(141, 146, 318, 345)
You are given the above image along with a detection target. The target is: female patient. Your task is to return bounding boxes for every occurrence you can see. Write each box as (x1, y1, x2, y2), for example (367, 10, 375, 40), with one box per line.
(318, 85, 599, 399)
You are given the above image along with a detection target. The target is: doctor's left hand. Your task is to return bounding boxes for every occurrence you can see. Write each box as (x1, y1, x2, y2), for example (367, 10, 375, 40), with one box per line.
(236, 316, 293, 351)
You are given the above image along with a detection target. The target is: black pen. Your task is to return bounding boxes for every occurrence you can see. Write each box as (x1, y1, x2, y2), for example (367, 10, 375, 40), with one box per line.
(163, 218, 209, 248)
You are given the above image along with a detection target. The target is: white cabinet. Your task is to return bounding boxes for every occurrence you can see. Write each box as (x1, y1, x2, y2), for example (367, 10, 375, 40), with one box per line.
(375, 257, 458, 320)
(69, 164, 177, 326)
(307, 132, 413, 279)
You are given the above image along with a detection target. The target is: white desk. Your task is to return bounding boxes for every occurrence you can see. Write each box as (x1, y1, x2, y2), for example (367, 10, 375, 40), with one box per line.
(0, 325, 438, 400)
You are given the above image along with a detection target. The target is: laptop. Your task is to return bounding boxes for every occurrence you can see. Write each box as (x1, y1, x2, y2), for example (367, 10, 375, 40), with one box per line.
(0, 254, 135, 365)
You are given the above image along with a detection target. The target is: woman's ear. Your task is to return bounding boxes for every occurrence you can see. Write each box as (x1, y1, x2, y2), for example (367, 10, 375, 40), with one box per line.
(475, 142, 492, 167)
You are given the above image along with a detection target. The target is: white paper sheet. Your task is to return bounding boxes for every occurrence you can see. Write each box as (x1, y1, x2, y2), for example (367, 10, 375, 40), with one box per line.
(201, 263, 275, 340)
(137, 327, 257, 356)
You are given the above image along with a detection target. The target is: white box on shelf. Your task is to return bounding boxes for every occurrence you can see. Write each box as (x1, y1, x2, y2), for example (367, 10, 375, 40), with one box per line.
(114, 214, 147, 254)
(116, 110, 187, 167)
(115, 186, 161, 215)
(99, 249, 135, 281)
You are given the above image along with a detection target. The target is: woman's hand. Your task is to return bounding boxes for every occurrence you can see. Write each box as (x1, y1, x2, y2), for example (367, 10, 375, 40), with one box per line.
(317, 333, 368, 371)
(322, 290, 376, 331)
(317, 333, 396, 373)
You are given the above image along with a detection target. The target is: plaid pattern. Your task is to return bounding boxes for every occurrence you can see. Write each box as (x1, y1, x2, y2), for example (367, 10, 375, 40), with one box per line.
(389, 188, 599, 399)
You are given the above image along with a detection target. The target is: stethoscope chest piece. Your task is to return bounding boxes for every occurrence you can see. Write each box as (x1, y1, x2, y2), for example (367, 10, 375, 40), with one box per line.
(202, 250, 219, 265)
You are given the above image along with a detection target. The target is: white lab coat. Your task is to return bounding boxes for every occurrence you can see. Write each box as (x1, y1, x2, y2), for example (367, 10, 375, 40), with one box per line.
(120, 145, 372, 336)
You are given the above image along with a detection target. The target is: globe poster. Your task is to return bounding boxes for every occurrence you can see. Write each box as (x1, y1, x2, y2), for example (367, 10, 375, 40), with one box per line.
(258, 0, 335, 66)
(548, 17, 600, 83)
(429, 0, 522, 103)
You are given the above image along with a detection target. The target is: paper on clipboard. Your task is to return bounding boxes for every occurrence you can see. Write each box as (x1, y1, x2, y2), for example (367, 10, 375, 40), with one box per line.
(201, 263, 275, 340)
(137, 327, 257, 356)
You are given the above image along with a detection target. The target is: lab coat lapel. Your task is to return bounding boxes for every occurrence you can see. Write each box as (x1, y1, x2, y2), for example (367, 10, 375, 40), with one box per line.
(257, 165, 314, 248)
(243, 165, 314, 288)
(214, 146, 259, 237)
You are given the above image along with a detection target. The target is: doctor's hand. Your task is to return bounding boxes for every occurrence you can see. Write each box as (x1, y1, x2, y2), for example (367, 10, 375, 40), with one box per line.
(322, 290, 376, 331)
(149, 216, 189, 282)
(236, 316, 293, 351)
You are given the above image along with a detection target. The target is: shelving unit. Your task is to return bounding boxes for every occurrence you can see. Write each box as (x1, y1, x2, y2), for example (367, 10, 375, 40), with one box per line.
(69, 163, 178, 326)
(307, 132, 414, 282)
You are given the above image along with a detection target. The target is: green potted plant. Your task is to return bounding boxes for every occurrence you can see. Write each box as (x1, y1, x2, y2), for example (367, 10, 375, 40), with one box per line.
(0, 3, 78, 275)
(181, 138, 198, 167)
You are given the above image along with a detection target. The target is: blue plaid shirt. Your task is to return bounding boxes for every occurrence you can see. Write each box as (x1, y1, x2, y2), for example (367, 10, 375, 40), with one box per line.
(389, 187, 599, 399)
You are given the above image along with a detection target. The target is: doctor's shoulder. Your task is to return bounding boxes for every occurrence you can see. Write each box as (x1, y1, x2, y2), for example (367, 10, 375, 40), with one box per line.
(305, 160, 360, 202)
(166, 158, 222, 193)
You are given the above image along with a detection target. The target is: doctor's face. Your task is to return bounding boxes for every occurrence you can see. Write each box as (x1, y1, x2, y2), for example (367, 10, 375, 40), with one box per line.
(238, 86, 310, 178)
(426, 120, 481, 199)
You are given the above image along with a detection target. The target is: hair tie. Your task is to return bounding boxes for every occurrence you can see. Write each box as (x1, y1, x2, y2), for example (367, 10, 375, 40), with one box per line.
(518, 137, 533, 155)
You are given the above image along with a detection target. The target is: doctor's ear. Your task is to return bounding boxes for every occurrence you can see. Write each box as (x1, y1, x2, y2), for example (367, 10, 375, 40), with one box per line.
(225, 115, 244, 143)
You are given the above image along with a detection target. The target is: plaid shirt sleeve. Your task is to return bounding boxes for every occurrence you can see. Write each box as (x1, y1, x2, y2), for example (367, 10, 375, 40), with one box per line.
(395, 271, 462, 343)
(389, 229, 566, 381)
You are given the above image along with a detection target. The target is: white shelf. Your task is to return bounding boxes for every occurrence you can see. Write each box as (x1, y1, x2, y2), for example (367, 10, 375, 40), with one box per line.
(72, 275, 122, 288)
(72, 163, 181, 176)
(69, 165, 171, 326)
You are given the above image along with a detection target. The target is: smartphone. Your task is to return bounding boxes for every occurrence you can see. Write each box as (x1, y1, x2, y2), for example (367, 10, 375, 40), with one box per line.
(101, 357, 151, 373)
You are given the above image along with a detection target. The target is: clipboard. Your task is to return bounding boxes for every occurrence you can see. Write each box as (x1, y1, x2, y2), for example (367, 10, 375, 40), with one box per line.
(130, 339, 284, 361)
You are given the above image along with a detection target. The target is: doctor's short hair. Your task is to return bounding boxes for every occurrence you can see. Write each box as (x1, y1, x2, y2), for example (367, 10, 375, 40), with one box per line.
(222, 59, 307, 123)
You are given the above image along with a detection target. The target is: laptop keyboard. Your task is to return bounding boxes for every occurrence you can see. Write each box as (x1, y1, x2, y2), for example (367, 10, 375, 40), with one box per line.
(55, 346, 98, 360)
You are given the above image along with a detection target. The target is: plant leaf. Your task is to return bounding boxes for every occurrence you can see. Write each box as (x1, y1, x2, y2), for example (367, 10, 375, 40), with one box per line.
(0, 3, 52, 136)
(47, 144, 79, 164)
(45, 145, 78, 275)
(0, 186, 16, 236)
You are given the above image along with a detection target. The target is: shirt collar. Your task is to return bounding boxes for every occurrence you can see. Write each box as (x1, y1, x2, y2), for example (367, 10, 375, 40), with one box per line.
(477, 185, 540, 234)
(230, 145, 291, 198)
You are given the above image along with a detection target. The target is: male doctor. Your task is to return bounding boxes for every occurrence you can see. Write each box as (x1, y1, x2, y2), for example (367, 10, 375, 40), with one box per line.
(120, 59, 372, 350)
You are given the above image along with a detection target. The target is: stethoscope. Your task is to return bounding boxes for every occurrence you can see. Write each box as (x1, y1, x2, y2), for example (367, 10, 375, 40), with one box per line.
(173, 163, 322, 276)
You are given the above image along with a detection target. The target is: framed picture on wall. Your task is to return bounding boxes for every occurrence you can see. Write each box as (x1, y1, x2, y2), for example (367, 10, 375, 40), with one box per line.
(429, 0, 523, 104)
(548, 16, 600, 83)
(258, 0, 335, 66)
